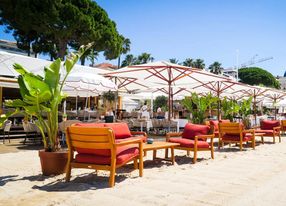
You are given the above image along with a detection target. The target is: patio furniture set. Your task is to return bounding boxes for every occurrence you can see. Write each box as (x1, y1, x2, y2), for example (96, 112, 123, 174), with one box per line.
(65, 119, 283, 187)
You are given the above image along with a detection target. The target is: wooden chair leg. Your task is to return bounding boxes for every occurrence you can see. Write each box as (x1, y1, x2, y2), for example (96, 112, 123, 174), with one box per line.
(165, 148, 169, 159)
(187, 150, 190, 156)
(133, 158, 138, 169)
(8, 132, 10, 143)
(273, 136, 275, 143)
(211, 147, 214, 159)
(65, 164, 71, 182)
(109, 165, 116, 187)
(193, 150, 197, 164)
(239, 142, 243, 151)
(139, 146, 143, 177)
(252, 138, 255, 149)
(261, 136, 264, 144)
(279, 134, 281, 143)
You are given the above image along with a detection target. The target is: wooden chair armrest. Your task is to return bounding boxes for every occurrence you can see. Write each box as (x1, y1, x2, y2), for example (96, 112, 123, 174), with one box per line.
(273, 126, 281, 131)
(166, 132, 183, 141)
(194, 134, 214, 140)
(244, 129, 255, 133)
(166, 132, 183, 137)
(115, 138, 143, 147)
(252, 126, 260, 129)
(131, 131, 147, 137)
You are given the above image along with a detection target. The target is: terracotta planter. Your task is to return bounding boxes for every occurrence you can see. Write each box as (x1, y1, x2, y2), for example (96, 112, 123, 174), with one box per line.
(38, 150, 68, 176)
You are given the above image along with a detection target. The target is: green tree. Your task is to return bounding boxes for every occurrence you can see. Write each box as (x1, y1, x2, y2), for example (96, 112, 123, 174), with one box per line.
(238, 67, 280, 89)
(209, 61, 223, 74)
(117, 37, 131, 69)
(153, 95, 168, 112)
(135, 52, 154, 64)
(169, 58, 179, 64)
(0, 0, 124, 60)
(192, 59, 205, 70)
(182, 58, 194, 67)
(121, 54, 137, 67)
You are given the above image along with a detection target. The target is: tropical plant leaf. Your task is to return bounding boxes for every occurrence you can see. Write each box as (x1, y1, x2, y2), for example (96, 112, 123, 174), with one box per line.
(0, 109, 19, 127)
(22, 74, 52, 102)
(4, 99, 28, 108)
(44, 58, 61, 92)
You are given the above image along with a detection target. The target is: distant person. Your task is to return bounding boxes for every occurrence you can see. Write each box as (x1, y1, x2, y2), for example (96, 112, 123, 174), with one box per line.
(157, 107, 164, 119)
(141, 102, 148, 112)
(157, 107, 162, 113)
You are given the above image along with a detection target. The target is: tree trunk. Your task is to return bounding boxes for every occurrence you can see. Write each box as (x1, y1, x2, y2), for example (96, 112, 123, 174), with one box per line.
(80, 57, 85, 66)
(117, 55, 121, 69)
(57, 39, 67, 60)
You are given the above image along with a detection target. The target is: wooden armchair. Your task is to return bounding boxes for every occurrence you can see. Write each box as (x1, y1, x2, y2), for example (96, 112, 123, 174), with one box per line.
(280, 120, 286, 135)
(166, 123, 214, 164)
(66, 126, 143, 187)
(218, 122, 255, 151)
(254, 120, 281, 143)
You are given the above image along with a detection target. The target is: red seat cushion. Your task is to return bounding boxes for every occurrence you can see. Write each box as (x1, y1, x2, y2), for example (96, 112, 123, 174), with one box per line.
(104, 123, 132, 139)
(255, 129, 277, 136)
(75, 147, 139, 165)
(76, 145, 136, 157)
(169, 137, 210, 148)
(222, 134, 253, 142)
(209, 120, 219, 131)
(260, 120, 280, 130)
(182, 123, 210, 141)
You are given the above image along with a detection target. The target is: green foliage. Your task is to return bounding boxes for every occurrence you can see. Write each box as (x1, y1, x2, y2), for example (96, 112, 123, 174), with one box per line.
(221, 97, 240, 121)
(0, 0, 124, 60)
(192, 59, 205, 70)
(102, 91, 116, 103)
(238, 67, 280, 89)
(208, 61, 223, 74)
(0, 44, 90, 152)
(121, 52, 154, 67)
(182, 93, 218, 124)
(182, 58, 193, 67)
(239, 97, 253, 119)
(153, 96, 168, 112)
(169, 58, 179, 64)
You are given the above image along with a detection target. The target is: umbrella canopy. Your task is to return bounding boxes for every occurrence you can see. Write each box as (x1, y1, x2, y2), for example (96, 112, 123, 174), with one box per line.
(63, 72, 117, 97)
(104, 61, 231, 120)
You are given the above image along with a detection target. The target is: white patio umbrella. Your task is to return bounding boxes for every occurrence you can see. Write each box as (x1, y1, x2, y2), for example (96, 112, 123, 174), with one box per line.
(104, 61, 232, 120)
(63, 72, 117, 97)
(62, 72, 117, 120)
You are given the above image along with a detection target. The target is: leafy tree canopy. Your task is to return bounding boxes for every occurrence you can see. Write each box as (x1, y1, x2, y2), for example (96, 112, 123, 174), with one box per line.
(0, 0, 125, 60)
(238, 67, 280, 89)
(153, 95, 168, 112)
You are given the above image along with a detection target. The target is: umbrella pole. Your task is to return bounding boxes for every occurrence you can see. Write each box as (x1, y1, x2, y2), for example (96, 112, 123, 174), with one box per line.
(75, 96, 78, 119)
(168, 83, 171, 121)
(254, 95, 257, 125)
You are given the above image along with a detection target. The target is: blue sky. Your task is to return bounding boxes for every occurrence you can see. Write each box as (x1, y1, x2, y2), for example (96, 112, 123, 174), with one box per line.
(1, 0, 286, 76)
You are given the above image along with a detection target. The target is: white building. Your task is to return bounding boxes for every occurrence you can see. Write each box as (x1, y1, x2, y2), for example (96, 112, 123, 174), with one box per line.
(0, 39, 33, 56)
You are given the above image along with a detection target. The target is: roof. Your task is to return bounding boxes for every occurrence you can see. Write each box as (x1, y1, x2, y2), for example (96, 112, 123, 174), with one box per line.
(93, 63, 118, 70)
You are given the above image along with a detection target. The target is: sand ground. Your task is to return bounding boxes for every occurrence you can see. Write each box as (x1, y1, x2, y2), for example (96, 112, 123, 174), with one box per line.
(1, 137, 286, 206)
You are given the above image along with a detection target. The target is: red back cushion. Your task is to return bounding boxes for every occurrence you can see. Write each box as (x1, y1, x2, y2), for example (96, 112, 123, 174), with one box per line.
(209, 120, 219, 131)
(104, 123, 132, 139)
(74, 123, 105, 127)
(260, 120, 280, 130)
(182, 123, 210, 140)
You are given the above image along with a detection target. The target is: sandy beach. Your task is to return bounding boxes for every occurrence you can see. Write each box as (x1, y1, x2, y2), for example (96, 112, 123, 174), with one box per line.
(1, 138, 286, 206)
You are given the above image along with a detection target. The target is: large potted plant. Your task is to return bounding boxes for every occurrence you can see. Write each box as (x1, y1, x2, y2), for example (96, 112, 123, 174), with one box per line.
(182, 93, 217, 124)
(0, 44, 90, 175)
